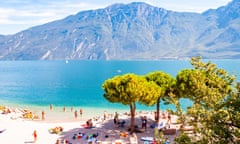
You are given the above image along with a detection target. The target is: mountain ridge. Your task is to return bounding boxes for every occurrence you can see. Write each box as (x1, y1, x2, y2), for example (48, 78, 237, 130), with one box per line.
(0, 0, 239, 60)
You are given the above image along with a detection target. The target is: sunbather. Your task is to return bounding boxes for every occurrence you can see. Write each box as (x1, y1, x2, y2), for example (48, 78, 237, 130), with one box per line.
(0, 129, 6, 133)
(86, 119, 93, 128)
(49, 126, 63, 134)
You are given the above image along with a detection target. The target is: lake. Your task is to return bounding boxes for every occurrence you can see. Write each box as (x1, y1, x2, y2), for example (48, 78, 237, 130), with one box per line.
(0, 60, 239, 117)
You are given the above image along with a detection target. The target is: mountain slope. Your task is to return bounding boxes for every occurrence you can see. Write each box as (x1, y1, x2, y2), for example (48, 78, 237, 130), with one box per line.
(0, 1, 239, 60)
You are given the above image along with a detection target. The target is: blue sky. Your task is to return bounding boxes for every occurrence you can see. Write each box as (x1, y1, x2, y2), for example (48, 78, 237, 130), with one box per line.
(0, 0, 231, 35)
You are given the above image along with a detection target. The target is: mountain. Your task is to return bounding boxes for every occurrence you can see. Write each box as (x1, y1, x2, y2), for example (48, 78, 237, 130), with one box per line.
(0, 0, 239, 60)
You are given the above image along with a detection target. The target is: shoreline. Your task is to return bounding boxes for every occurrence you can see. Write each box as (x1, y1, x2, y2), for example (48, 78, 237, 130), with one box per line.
(0, 104, 180, 144)
(0, 102, 159, 123)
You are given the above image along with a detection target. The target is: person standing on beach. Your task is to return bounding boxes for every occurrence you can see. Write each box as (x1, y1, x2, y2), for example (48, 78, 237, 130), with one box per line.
(32, 130, 37, 143)
(41, 111, 45, 120)
(50, 104, 53, 110)
(114, 112, 119, 128)
(141, 116, 147, 130)
(74, 110, 78, 119)
(79, 109, 83, 117)
(103, 111, 107, 121)
(167, 113, 171, 128)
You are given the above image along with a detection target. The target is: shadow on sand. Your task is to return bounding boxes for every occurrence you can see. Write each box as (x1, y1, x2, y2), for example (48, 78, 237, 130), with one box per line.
(57, 116, 157, 144)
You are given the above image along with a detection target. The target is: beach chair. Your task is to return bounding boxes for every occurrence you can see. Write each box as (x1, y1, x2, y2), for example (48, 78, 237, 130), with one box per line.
(140, 137, 153, 143)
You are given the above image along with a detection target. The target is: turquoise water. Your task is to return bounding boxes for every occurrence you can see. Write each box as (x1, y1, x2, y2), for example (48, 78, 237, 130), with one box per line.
(0, 60, 239, 113)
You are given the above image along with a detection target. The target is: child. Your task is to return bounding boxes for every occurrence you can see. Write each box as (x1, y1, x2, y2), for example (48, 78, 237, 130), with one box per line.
(33, 130, 37, 143)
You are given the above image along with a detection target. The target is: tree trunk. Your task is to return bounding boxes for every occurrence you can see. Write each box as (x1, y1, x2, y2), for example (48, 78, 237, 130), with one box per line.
(156, 97, 160, 123)
(130, 102, 136, 134)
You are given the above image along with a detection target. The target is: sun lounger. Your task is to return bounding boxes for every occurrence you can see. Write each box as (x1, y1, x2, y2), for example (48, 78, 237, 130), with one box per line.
(141, 137, 153, 142)
(163, 128, 176, 135)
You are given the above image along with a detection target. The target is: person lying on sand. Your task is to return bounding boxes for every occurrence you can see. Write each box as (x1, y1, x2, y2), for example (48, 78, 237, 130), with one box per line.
(49, 126, 63, 134)
(0, 129, 6, 133)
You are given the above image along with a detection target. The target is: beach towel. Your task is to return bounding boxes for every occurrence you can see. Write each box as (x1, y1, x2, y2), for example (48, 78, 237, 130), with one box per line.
(81, 124, 96, 129)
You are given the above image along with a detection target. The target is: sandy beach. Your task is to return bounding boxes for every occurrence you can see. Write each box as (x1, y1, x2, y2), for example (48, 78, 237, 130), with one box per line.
(0, 106, 180, 144)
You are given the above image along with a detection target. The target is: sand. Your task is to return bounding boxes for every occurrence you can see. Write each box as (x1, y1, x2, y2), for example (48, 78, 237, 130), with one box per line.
(0, 107, 180, 144)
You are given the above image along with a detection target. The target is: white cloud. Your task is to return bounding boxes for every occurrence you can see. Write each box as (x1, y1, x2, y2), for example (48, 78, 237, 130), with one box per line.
(0, 3, 75, 25)
(0, 1, 102, 34)
(0, 8, 18, 24)
(0, 0, 232, 35)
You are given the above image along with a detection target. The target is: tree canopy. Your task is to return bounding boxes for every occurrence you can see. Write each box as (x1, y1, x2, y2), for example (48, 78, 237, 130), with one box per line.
(175, 57, 239, 143)
(102, 73, 161, 133)
(145, 71, 176, 122)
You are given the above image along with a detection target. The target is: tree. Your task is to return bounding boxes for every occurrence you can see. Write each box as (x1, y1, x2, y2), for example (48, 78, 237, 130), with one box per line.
(205, 82, 240, 143)
(224, 83, 240, 142)
(175, 56, 237, 143)
(145, 71, 176, 123)
(102, 73, 161, 133)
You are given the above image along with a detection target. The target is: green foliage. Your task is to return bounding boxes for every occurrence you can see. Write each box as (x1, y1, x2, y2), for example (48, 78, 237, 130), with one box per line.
(102, 73, 161, 133)
(154, 128, 166, 143)
(145, 71, 176, 101)
(145, 71, 176, 122)
(102, 73, 161, 106)
(175, 56, 239, 144)
(174, 133, 191, 144)
(206, 82, 240, 143)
